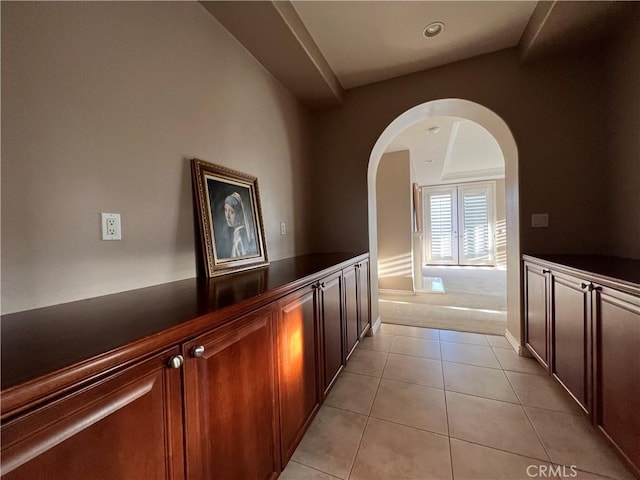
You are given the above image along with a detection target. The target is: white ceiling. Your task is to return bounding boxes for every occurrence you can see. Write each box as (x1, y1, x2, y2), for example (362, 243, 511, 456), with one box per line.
(291, 1, 537, 89)
(203, 1, 633, 106)
(386, 117, 504, 186)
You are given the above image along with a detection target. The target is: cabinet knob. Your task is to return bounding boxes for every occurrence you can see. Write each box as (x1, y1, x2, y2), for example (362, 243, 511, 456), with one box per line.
(167, 355, 184, 369)
(581, 283, 589, 290)
(320, 282, 326, 291)
(190, 345, 205, 358)
(542, 269, 550, 274)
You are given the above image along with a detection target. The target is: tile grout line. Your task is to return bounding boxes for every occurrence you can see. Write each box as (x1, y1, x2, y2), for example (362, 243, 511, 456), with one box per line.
(344, 339, 392, 480)
(503, 359, 554, 465)
(446, 436, 553, 465)
(440, 331, 456, 480)
(500, 370, 585, 417)
(289, 459, 343, 479)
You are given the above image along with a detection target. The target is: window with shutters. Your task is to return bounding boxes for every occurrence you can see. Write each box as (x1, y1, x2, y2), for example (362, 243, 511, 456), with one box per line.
(423, 182, 495, 266)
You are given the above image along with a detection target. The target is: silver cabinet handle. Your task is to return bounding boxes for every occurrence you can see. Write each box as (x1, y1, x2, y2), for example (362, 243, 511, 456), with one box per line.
(191, 345, 205, 358)
(167, 355, 184, 369)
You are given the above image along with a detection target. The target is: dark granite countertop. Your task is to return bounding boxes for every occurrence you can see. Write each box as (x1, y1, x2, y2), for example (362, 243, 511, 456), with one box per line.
(523, 254, 640, 291)
(1, 252, 366, 391)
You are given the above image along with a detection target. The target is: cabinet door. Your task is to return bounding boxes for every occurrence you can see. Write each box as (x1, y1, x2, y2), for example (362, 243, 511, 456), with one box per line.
(1, 348, 185, 480)
(321, 272, 344, 396)
(594, 286, 640, 475)
(277, 285, 320, 465)
(183, 307, 279, 480)
(357, 259, 371, 338)
(550, 273, 591, 414)
(343, 265, 359, 361)
(524, 262, 549, 368)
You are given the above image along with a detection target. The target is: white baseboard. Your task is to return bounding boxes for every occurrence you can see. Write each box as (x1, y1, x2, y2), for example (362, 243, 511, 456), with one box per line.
(371, 316, 381, 335)
(378, 289, 415, 296)
(505, 328, 525, 355)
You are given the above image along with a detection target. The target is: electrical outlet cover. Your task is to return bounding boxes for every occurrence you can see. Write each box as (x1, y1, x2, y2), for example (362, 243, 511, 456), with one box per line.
(101, 213, 122, 240)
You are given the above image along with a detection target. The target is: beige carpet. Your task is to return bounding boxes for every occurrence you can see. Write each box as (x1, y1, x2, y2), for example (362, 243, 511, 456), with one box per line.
(379, 266, 507, 335)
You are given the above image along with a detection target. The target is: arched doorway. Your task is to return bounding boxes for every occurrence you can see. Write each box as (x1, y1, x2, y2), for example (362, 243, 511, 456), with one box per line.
(368, 99, 523, 351)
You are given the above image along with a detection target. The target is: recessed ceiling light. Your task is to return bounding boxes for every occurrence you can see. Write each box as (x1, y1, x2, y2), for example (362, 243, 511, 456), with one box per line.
(423, 22, 444, 38)
(427, 126, 440, 134)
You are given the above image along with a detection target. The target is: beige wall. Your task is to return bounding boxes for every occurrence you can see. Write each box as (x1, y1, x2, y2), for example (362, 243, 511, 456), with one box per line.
(376, 151, 413, 291)
(604, 8, 640, 259)
(309, 47, 614, 258)
(1, 2, 312, 314)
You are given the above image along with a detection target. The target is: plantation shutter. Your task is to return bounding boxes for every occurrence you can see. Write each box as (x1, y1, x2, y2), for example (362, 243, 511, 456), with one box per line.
(459, 183, 495, 265)
(424, 187, 457, 265)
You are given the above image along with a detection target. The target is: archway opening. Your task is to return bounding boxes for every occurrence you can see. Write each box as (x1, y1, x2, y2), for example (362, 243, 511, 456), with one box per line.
(367, 99, 523, 351)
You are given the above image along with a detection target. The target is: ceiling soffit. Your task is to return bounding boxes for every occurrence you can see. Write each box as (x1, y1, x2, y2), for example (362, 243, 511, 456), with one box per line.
(387, 118, 504, 186)
(519, 1, 636, 63)
(200, 1, 343, 108)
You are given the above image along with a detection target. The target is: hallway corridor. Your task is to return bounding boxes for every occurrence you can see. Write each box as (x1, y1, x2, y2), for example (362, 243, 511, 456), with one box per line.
(280, 324, 634, 480)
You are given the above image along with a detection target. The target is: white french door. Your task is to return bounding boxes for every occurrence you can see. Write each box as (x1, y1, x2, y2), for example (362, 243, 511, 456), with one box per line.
(423, 182, 495, 266)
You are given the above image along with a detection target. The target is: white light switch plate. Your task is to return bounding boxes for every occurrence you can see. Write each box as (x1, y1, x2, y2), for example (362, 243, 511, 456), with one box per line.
(531, 213, 549, 228)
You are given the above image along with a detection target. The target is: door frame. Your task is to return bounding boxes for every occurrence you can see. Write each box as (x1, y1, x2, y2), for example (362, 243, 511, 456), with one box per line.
(366, 99, 523, 350)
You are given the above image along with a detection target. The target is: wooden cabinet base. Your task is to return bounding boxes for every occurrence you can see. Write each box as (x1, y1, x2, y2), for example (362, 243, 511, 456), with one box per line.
(595, 287, 640, 478)
(523, 255, 640, 479)
(551, 272, 591, 415)
(277, 285, 320, 466)
(0, 253, 371, 480)
(1, 349, 185, 480)
(183, 306, 280, 480)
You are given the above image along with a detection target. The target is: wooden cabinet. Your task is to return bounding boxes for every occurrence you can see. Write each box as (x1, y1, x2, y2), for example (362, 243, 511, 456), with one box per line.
(357, 259, 371, 339)
(319, 272, 345, 397)
(276, 285, 320, 465)
(343, 264, 359, 361)
(1, 348, 185, 480)
(182, 306, 279, 480)
(524, 261, 550, 368)
(344, 259, 371, 358)
(550, 271, 591, 414)
(522, 255, 640, 478)
(0, 253, 372, 480)
(594, 286, 640, 475)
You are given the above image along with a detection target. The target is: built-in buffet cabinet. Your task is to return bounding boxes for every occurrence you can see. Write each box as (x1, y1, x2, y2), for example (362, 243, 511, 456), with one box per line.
(523, 255, 640, 478)
(0, 253, 371, 480)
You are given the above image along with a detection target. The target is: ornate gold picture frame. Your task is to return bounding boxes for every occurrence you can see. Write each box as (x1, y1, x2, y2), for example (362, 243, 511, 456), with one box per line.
(191, 158, 268, 277)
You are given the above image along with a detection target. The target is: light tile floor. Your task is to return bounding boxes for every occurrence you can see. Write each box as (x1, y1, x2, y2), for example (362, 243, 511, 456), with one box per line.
(281, 323, 635, 480)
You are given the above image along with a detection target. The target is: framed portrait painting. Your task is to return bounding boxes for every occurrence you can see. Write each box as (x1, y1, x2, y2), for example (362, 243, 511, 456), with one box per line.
(191, 158, 268, 277)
